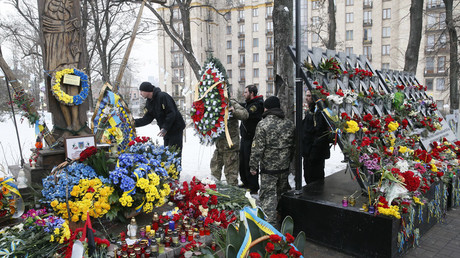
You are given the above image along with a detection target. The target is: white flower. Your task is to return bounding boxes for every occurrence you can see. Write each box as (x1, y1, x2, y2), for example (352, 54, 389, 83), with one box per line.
(396, 160, 410, 172)
(327, 95, 343, 105)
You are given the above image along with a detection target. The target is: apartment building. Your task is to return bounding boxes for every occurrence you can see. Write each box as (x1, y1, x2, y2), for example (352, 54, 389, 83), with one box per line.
(307, 0, 458, 109)
(157, 0, 275, 113)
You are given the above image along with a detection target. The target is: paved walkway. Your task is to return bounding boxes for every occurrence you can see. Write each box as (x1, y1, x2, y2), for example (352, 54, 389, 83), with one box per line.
(302, 207, 460, 257)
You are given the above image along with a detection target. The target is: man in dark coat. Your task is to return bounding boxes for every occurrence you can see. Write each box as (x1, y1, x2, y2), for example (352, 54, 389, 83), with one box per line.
(302, 90, 331, 184)
(135, 82, 185, 157)
(239, 85, 264, 194)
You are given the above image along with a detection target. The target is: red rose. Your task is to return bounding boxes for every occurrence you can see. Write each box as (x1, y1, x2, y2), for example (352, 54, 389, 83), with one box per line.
(285, 233, 295, 243)
(249, 253, 262, 258)
(269, 234, 282, 243)
(265, 242, 275, 253)
(289, 247, 302, 258)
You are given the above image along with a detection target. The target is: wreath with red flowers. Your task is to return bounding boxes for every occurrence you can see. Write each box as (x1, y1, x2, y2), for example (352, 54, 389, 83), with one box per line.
(191, 57, 230, 145)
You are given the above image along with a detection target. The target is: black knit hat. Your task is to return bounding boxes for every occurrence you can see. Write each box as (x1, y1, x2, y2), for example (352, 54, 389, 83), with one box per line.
(264, 96, 280, 109)
(139, 81, 155, 92)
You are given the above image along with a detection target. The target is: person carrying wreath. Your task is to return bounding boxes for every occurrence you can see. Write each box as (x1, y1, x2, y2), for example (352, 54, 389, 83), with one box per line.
(210, 98, 249, 186)
(135, 82, 185, 158)
(249, 96, 295, 226)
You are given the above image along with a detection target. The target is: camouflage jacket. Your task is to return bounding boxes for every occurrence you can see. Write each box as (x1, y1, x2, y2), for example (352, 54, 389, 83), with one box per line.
(215, 99, 249, 152)
(249, 108, 295, 174)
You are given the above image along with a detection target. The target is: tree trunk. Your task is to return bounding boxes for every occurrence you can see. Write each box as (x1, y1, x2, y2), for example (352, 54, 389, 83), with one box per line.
(273, 0, 294, 121)
(326, 0, 336, 50)
(444, 0, 459, 110)
(403, 0, 424, 73)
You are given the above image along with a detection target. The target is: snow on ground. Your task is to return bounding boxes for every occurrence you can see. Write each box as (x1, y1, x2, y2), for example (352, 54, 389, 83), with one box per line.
(0, 113, 347, 188)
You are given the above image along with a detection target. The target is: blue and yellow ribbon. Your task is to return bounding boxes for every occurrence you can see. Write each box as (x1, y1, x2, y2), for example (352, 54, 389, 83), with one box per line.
(1, 177, 21, 198)
(237, 207, 304, 258)
(0, 239, 26, 257)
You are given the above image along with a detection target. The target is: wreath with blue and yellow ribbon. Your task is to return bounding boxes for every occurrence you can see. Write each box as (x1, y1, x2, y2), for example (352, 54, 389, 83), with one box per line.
(51, 68, 90, 106)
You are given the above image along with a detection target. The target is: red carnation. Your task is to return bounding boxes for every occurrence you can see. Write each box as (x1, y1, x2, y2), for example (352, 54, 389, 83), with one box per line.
(285, 233, 295, 243)
(249, 253, 262, 258)
(265, 242, 275, 253)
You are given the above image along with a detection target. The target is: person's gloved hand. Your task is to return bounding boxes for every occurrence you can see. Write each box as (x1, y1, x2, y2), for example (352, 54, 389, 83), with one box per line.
(158, 128, 167, 137)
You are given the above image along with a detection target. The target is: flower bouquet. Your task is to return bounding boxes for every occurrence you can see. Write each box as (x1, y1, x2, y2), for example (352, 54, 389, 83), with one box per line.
(0, 208, 71, 256)
(191, 56, 230, 145)
(41, 162, 114, 222)
(127, 136, 182, 180)
(107, 152, 172, 219)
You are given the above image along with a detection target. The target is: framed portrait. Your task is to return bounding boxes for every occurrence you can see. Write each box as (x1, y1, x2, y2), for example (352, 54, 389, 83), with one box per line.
(64, 135, 96, 160)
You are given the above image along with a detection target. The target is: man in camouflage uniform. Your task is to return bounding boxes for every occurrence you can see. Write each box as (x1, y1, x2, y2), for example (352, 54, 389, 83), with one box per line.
(249, 96, 295, 226)
(211, 99, 248, 186)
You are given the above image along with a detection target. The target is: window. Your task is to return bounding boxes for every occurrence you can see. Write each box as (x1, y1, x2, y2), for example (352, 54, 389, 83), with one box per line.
(239, 10, 244, 19)
(364, 28, 372, 41)
(312, 0, 320, 9)
(253, 53, 259, 62)
(426, 57, 434, 73)
(266, 6, 273, 17)
(438, 56, 446, 73)
(439, 12, 446, 29)
(427, 14, 437, 29)
(227, 55, 232, 64)
(267, 37, 273, 47)
(426, 79, 433, 91)
(173, 9, 181, 19)
(345, 47, 353, 56)
(267, 53, 274, 63)
(346, 30, 353, 40)
(226, 40, 232, 49)
(239, 24, 245, 33)
(346, 13, 354, 23)
(383, 9, 391, 19)
(382, 63, 390, 70)
(253, 68, 259, 78)
(364, 11, 372, 24)
(267, 21, 273, 32)
(267, 68, 274, 79)
(240, 69, 245, 80)
(364, 0, 372, 6)
(346, 0, 354, 6)
(253, 38, 259, 47)
(226, 25, 232, 35)
(224, 12, 231, 21)
(364, 46, 372, 60)
(382, 27, 391, 37)
(439, 33, 447, 49)
(267, 83, 274, 95)
(312, 33, 319, 43)
(312, 16, 320, 26)
(382, 45, 390, 55)
(227, 69, 232, 78)
(427, 35, 435, 50)
(436, 78, 445, 91)
(253, 23, 259, 32)
(239, 54, 245, 64)
(239, 39, 245, 48)
(252, 8, 258, 17)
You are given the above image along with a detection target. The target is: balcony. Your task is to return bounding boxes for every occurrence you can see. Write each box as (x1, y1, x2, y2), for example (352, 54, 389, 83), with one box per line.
(363, 20, 373, 26)
(266, 44, 274, 51)
(238, 47, 245, 53)
(171, 62, 184, 68)
(266, 76, 274, 81)
(238, 17, 245, 23)
(238, 32, 245, 38)
(266, 14, 272, 20)
(266, 29, 274, 35)
(170, 47, 181, 52)
(238, 61, 245, 67)
(363, 38, 372, 44)
(427, 3, 445, 9)
(363, 1, 373, 8)
(239, 77, 246, 83)
(266, 60, 274, 66)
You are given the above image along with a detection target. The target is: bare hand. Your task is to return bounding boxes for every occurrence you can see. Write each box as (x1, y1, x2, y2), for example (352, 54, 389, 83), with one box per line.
(158, 129, 167, 137)
(250, 170, 257, 176)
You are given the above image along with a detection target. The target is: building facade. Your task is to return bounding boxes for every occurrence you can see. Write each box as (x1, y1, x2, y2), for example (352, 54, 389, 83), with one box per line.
(157, 0, 275, 114)
(307, 0, 458, 110)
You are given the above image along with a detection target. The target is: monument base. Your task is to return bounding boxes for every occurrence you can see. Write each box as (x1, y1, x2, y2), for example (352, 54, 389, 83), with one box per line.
(280, 171, 446, 257)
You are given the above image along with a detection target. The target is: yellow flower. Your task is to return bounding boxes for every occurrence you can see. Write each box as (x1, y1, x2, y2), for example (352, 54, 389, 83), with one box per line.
(399, 146, 408, 153)
(388, 121, 399, 132)
(413, 196, 424, 205)
(50, 200, 58, 208)
(71, 214, 80, 222)
(50, 235, 54, 242)
(345, 120, 360, 133)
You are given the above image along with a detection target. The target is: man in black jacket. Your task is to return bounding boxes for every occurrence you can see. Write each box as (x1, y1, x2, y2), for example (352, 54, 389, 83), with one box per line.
(302, 90, 331, 184)
(135, 82, 185, 157)
(239, 85, 264, 194)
